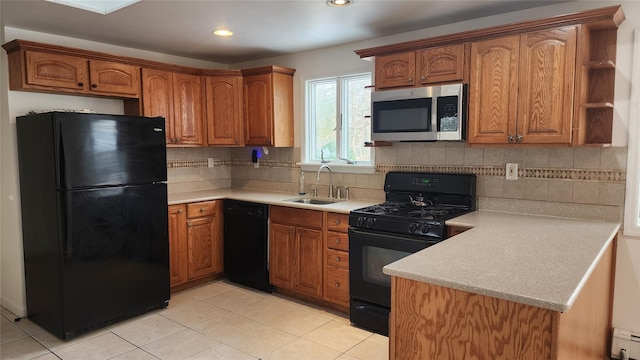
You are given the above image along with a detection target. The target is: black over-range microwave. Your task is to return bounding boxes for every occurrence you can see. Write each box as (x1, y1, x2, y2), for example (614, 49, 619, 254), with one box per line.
(371, 83, 466, 142)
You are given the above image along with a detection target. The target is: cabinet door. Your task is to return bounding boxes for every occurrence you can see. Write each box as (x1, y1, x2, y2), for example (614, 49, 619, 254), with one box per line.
(205, 76, 243, 146)
(294, 227, 323, 297)
(517, 27, 576, 144)
(173, 73, 204, 146)
(88, 60, 140, 97)
(468, 36, 519, 144)
(168, 204, 188, 287)
(269, 223, 295, 289)
(187, 215, 222, 279)
(325, 266, 349, 306)
(418, 44, 465, 84)
(243, 73, 273, 146)
(375, 52, 416, 89)
(141, 68, 174, 143)
(25, 51, 88, 91)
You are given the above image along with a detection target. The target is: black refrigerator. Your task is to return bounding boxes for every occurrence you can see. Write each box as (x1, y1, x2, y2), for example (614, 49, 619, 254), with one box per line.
(16, 112, 170, 340)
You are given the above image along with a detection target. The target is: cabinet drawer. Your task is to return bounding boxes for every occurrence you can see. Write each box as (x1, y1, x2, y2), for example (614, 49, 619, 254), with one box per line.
(271, 205, 323, 229)
(327, 231, 349, 251)
(326, 213, 349, 233)
(326, 249, 349, 270)
(187, 200, 218, 218)
(325, 266, 349, 305)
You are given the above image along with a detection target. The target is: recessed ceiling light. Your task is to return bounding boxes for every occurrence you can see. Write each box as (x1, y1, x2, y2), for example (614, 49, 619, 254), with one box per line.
(213, 29, 234, 37)
(326, 0, 353, 7)
(45, 0, 140, 15)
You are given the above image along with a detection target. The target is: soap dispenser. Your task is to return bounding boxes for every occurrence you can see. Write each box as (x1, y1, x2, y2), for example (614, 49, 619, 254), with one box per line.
(299, 171, 306, 195)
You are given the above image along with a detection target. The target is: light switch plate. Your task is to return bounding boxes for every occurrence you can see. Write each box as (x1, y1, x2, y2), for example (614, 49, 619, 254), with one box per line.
(207, 158, 214, 168)
(506, 163, 518, 180)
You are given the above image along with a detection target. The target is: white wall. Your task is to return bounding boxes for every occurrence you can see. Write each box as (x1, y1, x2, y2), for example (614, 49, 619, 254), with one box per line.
(1, 0, 639, 335)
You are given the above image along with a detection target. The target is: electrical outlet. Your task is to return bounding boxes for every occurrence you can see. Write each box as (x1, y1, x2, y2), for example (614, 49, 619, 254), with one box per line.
(506, 163, 518, 180)
(207, 158, 214, 168)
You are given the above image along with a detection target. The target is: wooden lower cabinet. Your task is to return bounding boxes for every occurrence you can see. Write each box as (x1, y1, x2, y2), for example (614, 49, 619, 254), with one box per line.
(389, 238, 616, 360)
(269, 206, 323, 298)
(168, 200, 223, 290)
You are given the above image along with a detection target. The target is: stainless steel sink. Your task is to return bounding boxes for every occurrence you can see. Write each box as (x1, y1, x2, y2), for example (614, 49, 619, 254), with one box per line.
(283, 197, 342, 205)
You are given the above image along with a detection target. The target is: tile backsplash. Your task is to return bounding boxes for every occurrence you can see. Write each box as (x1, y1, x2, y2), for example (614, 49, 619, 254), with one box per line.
(167, 142, 627, 222)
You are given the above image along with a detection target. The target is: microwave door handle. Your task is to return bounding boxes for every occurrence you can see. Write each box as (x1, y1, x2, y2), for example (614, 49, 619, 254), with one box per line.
(431, 97, 438, 133)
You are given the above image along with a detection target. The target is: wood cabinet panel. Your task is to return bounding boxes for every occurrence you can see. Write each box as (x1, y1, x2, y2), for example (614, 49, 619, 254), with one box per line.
(326, 249, 348, 270)
(270, 206, 323, 229)
(168, 204, 188, 287)
(186, 200, 218, 218)
(326, 213, 348, 233)
(88, 60, 140, 96)
(325, 266, 349, 306)
(269, 223, 295, 289)
(187, 216, 222, 279)
(375, 52, 416, 89)
(418, 44, 465, 84)
(205, 76, 243, 146)
(243, 73, 272, 145)
(25, 51, 88, 90)
(468, 35, 519, 144)
(295, 227, 323, 297)
(141, 68, 174, 143)
(172, 73, 204, 146)
(326, 231, 348, 252)
(517, 27, 576, 144)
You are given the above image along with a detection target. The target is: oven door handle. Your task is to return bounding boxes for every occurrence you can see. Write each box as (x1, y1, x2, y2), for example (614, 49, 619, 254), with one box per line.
(349, 227, 440, 246)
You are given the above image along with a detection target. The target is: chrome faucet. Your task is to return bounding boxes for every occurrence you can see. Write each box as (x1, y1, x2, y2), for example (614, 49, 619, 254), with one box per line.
(316, 164, 334, 198)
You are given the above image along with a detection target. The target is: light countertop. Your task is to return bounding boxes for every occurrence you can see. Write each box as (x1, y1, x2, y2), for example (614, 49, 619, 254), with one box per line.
(168, 189, 377, 214)
(383, 210, 620, 312)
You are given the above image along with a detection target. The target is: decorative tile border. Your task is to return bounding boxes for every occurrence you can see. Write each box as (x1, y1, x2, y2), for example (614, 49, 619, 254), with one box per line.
(167, 160, 626, 183)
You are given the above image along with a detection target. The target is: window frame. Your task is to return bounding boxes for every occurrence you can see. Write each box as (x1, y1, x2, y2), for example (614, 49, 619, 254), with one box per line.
(301, 72, 375, 174)
(624, 28, 640, 237)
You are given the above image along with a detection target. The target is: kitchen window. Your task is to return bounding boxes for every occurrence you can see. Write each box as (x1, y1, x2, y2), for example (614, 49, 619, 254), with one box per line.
(302, 73, 374, 173)
(624, 28, 640, 237)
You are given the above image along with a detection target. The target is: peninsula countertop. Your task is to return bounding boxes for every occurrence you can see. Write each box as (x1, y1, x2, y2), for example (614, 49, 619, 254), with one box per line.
(383, 210, 620, 312)
(167, 188, 377, 214)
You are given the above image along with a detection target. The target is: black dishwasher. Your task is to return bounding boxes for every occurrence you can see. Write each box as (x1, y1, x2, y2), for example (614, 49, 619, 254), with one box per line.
(223, 200, 272, 293)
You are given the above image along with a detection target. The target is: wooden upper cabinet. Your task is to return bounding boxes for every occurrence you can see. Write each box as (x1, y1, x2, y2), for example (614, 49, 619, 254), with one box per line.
(172, 73, 205, 146)
(25, 51, 88, 91)
(375, 52, 416, 89)
(468, 26, 577, 145)
(517, 27, 576, 144)
(242, 66, 295, 147)
(468, 36, 519, 145)
(205, 76, 244, 146)
(141, 68, 204, 146)
(88, 60, 140, 97)
(417, 44, 466, 84)
(12, 49, 139, 98)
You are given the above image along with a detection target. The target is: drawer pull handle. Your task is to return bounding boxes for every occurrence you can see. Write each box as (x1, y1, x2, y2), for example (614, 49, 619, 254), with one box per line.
(200, 207, 205, 212)
(335, 219, 340, 225)
(335, 238, 341, 244)
(177, 209, 183, 214)
(335, 257, 341, 262)
(335, 282, 340, 288)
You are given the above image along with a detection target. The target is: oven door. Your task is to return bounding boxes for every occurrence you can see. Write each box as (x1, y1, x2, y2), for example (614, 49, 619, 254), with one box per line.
(348, 227, 439, 307)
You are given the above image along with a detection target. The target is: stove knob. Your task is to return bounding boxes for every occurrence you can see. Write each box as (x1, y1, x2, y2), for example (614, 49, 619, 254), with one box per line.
(367, 218, 376, 227)
(420, 224, 430, 234)
(357, 217, 365, 227)
(408, 223, 415, 233)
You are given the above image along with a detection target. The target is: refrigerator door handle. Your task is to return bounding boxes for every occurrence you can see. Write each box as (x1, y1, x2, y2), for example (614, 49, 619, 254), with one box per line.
(64, 192, 73, 258)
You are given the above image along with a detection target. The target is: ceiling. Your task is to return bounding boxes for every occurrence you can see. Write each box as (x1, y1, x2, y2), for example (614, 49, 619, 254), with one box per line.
(1, 0, 571, 64)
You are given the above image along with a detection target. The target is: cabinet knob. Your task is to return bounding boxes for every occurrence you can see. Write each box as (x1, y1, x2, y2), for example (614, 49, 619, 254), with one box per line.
(177, 208, 183, 214)
(335, 282, 340, 288)
(187, 222, 193, 227)
(420, 75, 426, 81)
(91, 83, 97, 88)
(200, 207, 206, 212)
(335, 238, 341, 244)
(335, 257, 341, 262)
(516, 134, 523, 142)
(507, 135, 515, 142)
(77, 82, 84, 87)
(408, 78, 413, 83)
(235, 139, 239, 144)
(335, 219, 340, 225)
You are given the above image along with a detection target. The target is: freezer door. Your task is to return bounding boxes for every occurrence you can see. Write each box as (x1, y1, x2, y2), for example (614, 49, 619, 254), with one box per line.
(60, 184, 169, 336)
(56, 113, 167, 189)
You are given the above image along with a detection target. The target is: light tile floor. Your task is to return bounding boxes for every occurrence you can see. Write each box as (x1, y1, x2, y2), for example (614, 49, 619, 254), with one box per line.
(0, 280, 389, 360)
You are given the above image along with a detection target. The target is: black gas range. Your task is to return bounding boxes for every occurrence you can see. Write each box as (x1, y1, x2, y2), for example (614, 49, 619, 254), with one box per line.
(348, 172, 476, 335)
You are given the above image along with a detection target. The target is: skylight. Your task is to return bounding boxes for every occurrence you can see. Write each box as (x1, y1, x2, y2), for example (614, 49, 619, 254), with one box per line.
(45, 0, 140, 15)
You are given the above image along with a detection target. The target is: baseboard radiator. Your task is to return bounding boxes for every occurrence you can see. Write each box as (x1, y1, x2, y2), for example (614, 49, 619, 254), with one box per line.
(612, 328, 640, 359)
